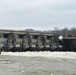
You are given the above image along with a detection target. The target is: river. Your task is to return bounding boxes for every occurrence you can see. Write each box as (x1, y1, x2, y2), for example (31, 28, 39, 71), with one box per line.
(0, 51, 76, 75)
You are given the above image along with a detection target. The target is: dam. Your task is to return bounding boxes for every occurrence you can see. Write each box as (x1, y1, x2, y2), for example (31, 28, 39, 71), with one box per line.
(0, 29, 60, 52)
(0, 29, 76, 52)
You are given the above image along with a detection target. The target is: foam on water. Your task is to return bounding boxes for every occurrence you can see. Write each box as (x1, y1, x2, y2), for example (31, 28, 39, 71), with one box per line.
(1, 51, 76, 59)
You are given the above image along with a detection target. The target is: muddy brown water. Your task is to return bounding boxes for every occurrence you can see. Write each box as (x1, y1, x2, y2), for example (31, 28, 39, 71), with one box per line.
(0, 53, 76, 75)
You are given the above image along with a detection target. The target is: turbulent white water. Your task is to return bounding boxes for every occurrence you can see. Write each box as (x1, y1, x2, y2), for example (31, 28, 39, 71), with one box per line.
(1, 51, 76, 59)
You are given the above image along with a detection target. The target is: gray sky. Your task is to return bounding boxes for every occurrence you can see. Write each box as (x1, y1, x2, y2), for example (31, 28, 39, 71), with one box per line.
(0, 0, 76, 30)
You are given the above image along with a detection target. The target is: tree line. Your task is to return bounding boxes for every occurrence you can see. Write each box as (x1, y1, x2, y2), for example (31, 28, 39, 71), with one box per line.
(25, 27, 76, 37)
(54, 27, 76, 37)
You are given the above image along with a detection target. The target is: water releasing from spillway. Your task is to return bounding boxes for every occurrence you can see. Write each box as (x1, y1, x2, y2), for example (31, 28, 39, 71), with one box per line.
(0, 51, 76, 75)
(1, 51, 76, 59)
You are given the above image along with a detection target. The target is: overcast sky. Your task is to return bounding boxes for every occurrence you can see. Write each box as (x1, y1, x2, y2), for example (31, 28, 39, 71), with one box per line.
(0, 0, 76, 30)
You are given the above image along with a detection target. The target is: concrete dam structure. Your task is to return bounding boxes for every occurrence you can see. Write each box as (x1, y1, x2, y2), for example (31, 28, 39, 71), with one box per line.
(0, 29, 60, 52)
(0, 29, 76, 52)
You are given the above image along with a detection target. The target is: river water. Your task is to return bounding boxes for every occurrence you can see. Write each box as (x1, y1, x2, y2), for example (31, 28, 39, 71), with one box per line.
(0, 51, 76, 75)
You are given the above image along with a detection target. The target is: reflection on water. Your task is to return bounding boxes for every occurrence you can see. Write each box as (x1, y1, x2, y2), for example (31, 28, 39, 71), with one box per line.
(0, 52, 76, 75)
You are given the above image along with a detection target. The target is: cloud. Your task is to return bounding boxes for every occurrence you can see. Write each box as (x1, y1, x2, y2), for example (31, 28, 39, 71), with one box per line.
(0, 0, 76, 30)
(0, 0, 51, 13)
